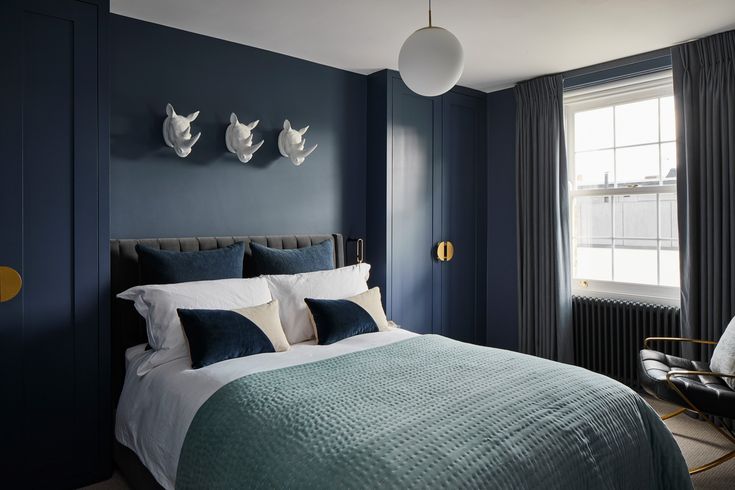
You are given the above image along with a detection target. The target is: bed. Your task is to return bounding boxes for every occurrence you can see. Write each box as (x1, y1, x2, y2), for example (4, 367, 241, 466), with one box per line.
(111, 234, 692, 490)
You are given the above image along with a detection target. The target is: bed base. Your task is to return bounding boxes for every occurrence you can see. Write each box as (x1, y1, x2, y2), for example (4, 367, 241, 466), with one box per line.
(114, 441, 163, 490)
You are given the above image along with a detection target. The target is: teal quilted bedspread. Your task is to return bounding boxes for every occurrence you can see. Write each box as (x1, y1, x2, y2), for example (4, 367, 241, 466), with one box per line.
(177, 335, 692, 489)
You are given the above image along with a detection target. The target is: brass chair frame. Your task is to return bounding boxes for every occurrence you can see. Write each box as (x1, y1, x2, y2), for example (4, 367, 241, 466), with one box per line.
(644, 337, 735, 475)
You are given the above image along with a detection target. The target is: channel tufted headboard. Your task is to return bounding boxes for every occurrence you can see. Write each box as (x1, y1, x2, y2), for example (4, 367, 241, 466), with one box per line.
(110, 234, 344, 400)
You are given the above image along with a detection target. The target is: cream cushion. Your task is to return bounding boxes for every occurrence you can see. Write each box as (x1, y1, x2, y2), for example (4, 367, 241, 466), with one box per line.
(232, 300, 290, 352)
(343, 288, 391, 332)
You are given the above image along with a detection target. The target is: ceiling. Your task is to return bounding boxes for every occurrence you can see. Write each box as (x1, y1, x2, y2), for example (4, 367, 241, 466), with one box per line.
(110, 0, 735, 92)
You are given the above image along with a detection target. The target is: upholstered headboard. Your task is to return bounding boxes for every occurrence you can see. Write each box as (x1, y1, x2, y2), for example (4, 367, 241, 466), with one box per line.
(110, 234, 344, 400)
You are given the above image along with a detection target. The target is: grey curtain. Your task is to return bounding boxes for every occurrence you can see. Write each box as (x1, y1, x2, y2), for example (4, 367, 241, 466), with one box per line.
(515, 74, 573, 363)
(673, 30, 735, 361)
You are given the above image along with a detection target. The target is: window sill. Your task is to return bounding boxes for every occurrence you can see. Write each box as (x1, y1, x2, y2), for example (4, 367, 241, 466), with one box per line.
(572, 279, 680, 307)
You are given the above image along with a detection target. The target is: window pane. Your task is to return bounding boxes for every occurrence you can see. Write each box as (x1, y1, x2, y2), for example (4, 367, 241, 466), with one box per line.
(661, 142, 677, 183)
(574, 196, 611, 238)
(614, 243, 658, 285)
(573, 196, 612, 280)
(660, 192, 679, 287)
(574, 150, 614, 189)
(660, 248, 680, 287)
(660, 96, 675, 141)
(575, 240, 612, 281)
(615, 98, 659, 146)
(565, 79, 680, 294)
(575, 107, 613, 151)
(614, 194, 657, 239)
(659, 193, 678, 241)
(615, 144, 660, 186)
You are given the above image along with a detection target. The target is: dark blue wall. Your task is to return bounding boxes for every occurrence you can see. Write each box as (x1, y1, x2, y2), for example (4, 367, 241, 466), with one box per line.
(110, 15, 366, 239)
(486, 88, 519, 351)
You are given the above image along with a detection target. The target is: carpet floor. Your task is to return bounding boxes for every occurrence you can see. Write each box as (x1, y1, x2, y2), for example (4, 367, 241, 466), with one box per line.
(644, 395, 733, 489)
(82, 395, 732, 489)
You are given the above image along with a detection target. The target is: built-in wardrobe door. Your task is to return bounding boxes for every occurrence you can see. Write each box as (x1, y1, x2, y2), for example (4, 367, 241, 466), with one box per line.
(0, 0, 110, 487)
(389, 79, 443, 334)
(367, 71, 487, 340)
(440, 91, 487, 344)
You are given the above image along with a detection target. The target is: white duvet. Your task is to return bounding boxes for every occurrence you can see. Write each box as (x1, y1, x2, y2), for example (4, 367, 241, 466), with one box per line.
(115, 328, 418, 489)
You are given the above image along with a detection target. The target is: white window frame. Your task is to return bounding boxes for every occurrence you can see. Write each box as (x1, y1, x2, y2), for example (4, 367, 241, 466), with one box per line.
(565, 71, 680, 306)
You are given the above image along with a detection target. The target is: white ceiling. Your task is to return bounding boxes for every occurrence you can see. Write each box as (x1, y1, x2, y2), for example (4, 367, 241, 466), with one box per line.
(110, 0, 735, 92)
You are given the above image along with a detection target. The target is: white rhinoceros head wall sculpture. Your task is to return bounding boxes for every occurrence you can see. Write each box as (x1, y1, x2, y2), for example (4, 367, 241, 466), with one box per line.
(277, 119, 317, 166)
(225, 113, 264, 164)
(162, 103, 201, 158)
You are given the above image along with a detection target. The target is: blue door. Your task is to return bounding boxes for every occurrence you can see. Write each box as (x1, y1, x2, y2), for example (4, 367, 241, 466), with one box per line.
(0, 0, 109, 486)
(441, 90, 486, 343)
(389, 79, 443, 334)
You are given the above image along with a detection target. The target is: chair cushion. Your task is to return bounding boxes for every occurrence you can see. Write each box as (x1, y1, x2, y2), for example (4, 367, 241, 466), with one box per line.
(711, 316, 735, 390)
(639, 349, 735, 419)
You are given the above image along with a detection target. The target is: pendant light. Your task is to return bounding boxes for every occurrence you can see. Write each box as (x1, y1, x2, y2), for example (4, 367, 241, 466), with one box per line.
(398, 0, 464, 97)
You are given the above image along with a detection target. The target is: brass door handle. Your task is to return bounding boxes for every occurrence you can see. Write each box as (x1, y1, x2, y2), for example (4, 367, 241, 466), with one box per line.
(0, 266, 22, 302)
(436, 241, 455, 262)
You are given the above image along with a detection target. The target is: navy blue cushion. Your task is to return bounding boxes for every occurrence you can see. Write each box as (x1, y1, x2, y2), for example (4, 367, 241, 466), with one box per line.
(304, 297, 379, 345)
(136, 242, 245, 285)
(177, 308, 275, 368)
(250, 240, 335, 275)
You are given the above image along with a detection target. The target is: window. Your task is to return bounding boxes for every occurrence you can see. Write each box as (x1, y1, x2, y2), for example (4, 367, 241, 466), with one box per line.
(565, 72, 679, 304)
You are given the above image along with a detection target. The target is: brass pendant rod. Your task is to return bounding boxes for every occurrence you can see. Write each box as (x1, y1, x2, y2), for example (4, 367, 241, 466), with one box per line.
(428, 0, 432, 27)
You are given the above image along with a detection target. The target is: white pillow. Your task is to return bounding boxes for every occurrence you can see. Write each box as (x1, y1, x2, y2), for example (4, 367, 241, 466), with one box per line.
(117, 277, 272, 375)
(710, 316, 735, 390)
(265, 263, 371, 344)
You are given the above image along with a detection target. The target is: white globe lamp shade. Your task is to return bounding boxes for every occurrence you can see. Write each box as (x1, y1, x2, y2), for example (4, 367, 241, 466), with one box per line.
(399, 26, 464, 97)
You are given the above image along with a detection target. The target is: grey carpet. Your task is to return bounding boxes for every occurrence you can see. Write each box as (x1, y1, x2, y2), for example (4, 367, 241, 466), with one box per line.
(81, 396, 731, 489)
(644, 395, 733, 490)
(81, 471, 130, 490)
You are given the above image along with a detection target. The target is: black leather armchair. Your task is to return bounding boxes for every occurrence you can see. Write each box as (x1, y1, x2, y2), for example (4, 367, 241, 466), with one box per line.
(639, 336, 735, 475)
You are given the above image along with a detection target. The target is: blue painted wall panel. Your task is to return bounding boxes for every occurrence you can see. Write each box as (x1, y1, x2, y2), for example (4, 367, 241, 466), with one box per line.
(110, 15, 366, 240)
(388, 78, 441, 335)
(0, 0, 110, 486)
(486, 88, 519, 351)
(442, 90, 487, 344)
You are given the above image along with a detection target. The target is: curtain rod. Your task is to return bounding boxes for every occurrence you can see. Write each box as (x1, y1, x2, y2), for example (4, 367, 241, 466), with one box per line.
(562, 47, 671, 80)
(563, 48, 672, 91)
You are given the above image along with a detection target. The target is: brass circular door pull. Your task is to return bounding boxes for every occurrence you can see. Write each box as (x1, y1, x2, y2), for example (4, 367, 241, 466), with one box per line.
(0, 266, 22, 302)
(436, 241, 455, 262)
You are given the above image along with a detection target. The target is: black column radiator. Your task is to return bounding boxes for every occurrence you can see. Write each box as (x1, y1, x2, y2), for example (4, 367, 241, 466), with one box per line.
(572, 296, 681, 388)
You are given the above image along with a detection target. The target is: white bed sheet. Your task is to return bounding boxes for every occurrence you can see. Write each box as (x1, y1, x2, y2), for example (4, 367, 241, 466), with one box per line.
(115, 328, 419, 489)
